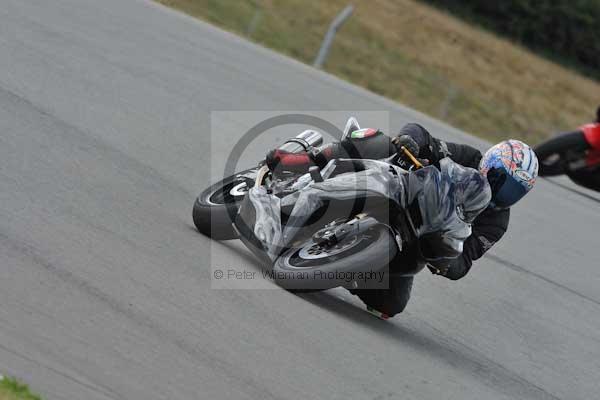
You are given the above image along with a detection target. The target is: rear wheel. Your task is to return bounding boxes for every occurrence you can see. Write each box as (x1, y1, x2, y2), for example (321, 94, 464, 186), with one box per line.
(193, 169, 257, 240)
(272, 223, 397, 291)
(535, 132, 588, 176)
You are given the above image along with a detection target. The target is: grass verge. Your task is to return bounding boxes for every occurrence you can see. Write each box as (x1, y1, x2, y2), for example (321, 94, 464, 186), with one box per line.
(156, 0, 600, 143)
(0, 376, 42, 400)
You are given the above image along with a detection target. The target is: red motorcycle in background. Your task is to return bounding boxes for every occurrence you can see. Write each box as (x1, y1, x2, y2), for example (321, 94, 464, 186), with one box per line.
(535, 108, 600, 192)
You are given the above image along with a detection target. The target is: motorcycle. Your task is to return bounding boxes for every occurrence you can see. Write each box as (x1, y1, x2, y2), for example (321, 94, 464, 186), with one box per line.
(535, 127, 600, 192)
(194, 117, 491, 294)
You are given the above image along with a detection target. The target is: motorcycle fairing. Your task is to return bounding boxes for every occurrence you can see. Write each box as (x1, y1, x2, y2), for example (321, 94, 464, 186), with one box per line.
(235, 157, 491, 264)
(236, 159, 406, 262)
(580, 123, 600, 167)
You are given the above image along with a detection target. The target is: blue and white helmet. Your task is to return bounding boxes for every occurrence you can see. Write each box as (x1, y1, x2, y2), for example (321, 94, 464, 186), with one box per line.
(479, 139, 538, 209)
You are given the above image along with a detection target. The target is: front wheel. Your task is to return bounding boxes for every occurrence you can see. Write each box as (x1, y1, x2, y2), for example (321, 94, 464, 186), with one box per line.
(272, 224, 398, 291)
(193, 169, 257, 240)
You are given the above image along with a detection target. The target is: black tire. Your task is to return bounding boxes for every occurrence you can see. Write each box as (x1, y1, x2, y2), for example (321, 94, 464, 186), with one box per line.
(535, 132, 588, 176)
(193, 169, 256, 240)
(272, 224, 398, 291)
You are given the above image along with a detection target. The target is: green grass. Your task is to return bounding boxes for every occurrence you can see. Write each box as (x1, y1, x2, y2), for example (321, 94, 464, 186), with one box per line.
(156, 0, 600, 144)
(0, 377, 42, 400)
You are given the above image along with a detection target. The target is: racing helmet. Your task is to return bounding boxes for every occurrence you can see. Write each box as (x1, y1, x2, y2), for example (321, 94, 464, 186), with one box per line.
(479, 140, 538, 209)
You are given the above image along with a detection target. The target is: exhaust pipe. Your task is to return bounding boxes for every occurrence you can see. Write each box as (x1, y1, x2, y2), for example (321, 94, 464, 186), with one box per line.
(278, 130, 323, 154)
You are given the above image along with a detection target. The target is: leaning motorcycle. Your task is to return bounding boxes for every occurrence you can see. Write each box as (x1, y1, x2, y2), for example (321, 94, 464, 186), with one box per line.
(193, 117, 490, 295)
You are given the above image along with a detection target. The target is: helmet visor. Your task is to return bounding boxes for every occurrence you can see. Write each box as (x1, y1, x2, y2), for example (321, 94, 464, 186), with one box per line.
(489, 170, 528, 209)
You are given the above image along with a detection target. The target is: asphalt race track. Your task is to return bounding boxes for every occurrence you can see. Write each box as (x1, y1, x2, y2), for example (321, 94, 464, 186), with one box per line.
(1, 1, 599, 399)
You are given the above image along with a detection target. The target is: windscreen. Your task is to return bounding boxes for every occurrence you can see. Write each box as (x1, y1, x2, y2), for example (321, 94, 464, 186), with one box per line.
(341, 116, 361, 141)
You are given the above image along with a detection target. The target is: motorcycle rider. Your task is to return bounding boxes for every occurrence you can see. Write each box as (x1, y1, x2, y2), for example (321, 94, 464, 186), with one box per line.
(266, 123, 538, 317)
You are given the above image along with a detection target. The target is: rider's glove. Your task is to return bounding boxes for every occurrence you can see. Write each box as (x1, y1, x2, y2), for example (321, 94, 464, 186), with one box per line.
(392, 135, 419, 156)
(427, 264, 449, 276)
(391, 135, 429, 169)
(427, 258, 472, 280)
